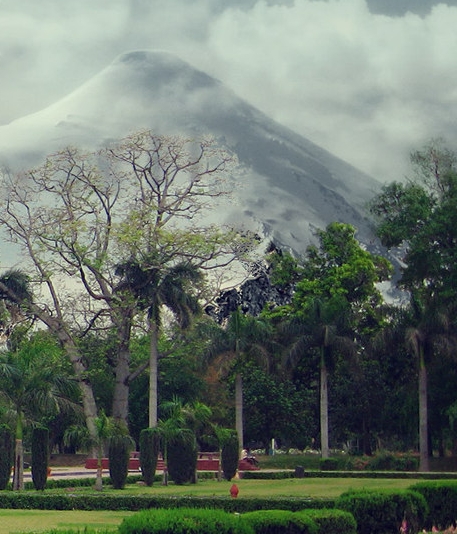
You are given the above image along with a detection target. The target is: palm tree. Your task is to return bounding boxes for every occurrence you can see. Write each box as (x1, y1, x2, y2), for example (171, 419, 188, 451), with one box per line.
(115, 259, 202, 428)
(404, 295, 454, 472)
(375, 295, 455, 471)
(157, 397, 211, 485)
(0, 332, 79, 490)
(0, 270, 33, 346)
(284, 297, 355, 459)
(63, 411, 127, 491)
(206, 308, 274, 455)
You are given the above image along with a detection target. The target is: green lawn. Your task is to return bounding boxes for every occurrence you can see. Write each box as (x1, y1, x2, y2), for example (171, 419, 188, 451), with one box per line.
(0, 475, 444, 533)
(0, 509, 131, 534)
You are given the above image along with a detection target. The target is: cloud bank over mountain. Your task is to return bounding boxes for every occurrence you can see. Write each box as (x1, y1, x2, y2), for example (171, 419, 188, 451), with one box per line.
(1, 0, 457, 184)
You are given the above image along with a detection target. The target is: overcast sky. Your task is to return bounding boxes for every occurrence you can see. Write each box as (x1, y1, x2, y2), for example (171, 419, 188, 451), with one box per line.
(1, 0, 457, 182)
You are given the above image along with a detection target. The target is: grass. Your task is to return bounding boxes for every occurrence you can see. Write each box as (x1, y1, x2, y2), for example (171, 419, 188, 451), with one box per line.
(45, 475, 421, 499)
(0, 509, 132, 534)
(1, 475, 444, 534)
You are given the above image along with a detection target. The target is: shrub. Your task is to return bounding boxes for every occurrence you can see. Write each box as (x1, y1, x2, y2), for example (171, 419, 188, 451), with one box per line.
(0, 425, 13, 490)
(31, 426, 49, 491)
(319, 458, 342, 471)
(221, 432, 239, 481)
(167, 430, 198, 485)
(299, 509, 357, 534)
(118, 507, 254, 534)
(336, 489, 427, 534)
(364, 452, 418, 472)
(139, 427, 161, 486)
(243, 509, 318, 534)
(109, 432, 134, 490)
(409, 481, 457, 530)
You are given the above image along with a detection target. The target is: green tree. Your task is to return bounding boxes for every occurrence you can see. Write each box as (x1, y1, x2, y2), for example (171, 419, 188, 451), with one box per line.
(402, 296, 452, 470)
(369, 139, 457, 304)
(115, 261, 202, 428)
(157, 397, 211, 485)
(0, 331, 79, 490)
(206, 309, 274, 454)
(283, 298, 355, 458)
(241, 366, 312, 452)
(369, 140, 457, 469)
(269, 223, 391, 457)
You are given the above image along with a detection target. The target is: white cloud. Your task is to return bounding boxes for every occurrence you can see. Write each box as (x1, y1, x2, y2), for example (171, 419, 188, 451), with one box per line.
(1, 0, 457, 182)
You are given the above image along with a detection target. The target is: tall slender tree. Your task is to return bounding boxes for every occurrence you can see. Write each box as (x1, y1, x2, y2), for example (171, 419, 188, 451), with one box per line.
(284, 298, 355, 458)
(115, 260, 202, 427)
(206, 308, 274, 454)
(369, 140, 457, 470)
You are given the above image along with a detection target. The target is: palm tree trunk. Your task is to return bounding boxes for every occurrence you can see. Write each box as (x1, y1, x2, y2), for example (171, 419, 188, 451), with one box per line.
(418, 349, 430, 472)
(95, 447, 104, 491)
(235, 373, 244, 456)
(149, 320, 159, 428)
(320, 356, 329, 459)
(12, 412, 24, 491)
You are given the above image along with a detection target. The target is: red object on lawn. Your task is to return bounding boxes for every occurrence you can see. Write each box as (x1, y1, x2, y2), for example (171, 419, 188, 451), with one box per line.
(230, 483, 239, 498)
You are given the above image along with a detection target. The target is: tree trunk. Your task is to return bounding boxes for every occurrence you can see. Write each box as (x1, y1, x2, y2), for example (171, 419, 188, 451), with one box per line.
(112, 312, 133, 425)
(112, 343, 130, 425)
(35, 309, 99, 443)
(235, 373, 244, 456)
(320, 358, 329, 459)
(149, 320, 159, 428)
(418, 350, 430, 472)
(12, 439, 23, 491)
(95, 447, 103, 491)
(63, 339, 99, 442)
(12, 413, 24, 491)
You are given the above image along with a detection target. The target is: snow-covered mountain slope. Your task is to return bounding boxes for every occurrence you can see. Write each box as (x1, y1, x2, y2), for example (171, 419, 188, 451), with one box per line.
(0, 50, 381, 254)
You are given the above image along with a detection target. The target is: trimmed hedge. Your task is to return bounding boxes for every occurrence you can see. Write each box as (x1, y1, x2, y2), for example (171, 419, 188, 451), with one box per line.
(0, 493, 334, 512)
(336, 489, 427, 534)
(243, 509, 318, 534)
(409, 481, 457, 531)
(299, 509, 357, 534)
(119, 507, 254, 534)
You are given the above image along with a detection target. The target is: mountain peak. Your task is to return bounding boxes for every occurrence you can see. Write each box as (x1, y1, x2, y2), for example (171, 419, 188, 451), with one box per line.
(0, 49, 380, 254)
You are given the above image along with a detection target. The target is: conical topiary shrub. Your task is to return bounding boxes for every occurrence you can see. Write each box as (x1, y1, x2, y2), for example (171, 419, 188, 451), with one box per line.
(31, 426, 49, 491)
(108, 431, 134, 490)
(167, 430, 198, 485)
(0, 425, 13, 490)
(139, 427, 161, 486)
(221, 431, 239, 481)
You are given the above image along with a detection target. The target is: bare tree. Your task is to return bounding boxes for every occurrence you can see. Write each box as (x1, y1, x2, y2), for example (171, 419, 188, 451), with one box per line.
(0, 130, 256, 433)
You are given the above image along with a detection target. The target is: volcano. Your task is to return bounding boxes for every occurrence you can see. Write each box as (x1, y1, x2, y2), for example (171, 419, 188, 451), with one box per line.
(0, 50, 380, 254)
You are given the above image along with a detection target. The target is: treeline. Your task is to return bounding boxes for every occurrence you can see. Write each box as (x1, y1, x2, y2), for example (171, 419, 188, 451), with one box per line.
(0, 134, 455, 477)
